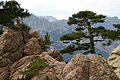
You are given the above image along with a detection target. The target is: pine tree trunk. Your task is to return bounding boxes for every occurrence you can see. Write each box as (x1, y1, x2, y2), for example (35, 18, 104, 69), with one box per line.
(21, 17, 23, 24)
(89, 33, 95, 54)
(87, 22, 95, 54)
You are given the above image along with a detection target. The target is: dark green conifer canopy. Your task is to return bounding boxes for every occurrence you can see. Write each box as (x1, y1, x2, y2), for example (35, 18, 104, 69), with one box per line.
(60, 11, 120, 54)
(0, 0, 30, 28)
(0, 0, 30, 34)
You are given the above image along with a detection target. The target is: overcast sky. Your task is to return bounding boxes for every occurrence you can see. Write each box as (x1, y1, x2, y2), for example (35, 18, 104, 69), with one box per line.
(1, 0, 120, 19)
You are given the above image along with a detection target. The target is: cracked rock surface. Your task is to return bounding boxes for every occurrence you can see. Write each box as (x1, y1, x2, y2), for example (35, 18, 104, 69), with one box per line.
(63, 53, 118, 80)
(108, 45, 120, 79)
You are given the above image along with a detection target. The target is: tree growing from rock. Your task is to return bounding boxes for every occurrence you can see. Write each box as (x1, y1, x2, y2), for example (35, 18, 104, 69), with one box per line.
(60, 11, 120, 54)
(44, 32, 53, 51)
(0, 0, 30, 33)
(19, 57, 48, 80)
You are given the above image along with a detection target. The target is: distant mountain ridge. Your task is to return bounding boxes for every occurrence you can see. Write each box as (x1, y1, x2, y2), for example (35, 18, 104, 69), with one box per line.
(94, 17, 120, 30)
(40, 16, 58, 22)
(24, 14, 74, 35)
(23, 14, 120, 61)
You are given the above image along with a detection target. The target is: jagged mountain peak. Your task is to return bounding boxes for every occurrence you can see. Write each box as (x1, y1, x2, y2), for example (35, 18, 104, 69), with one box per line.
(44, 16, 58, 22)
(29, 14, 58, 22)
(39, 16, 58, 22)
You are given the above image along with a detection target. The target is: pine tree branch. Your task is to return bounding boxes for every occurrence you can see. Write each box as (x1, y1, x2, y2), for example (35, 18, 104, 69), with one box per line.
(83, 50, 91, 55)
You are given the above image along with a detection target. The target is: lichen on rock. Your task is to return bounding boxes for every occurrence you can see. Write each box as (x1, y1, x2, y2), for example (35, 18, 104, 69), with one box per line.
(63, 53, 118, 80)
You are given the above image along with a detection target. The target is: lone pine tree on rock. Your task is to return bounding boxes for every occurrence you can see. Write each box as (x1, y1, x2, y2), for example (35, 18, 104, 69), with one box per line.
(60, 11, 120, 54)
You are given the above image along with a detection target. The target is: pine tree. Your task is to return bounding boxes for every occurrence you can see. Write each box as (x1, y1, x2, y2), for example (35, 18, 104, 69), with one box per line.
(60, 11, 120, 54)
(44, 32, 53, 51)
(0, 0, 30, 31)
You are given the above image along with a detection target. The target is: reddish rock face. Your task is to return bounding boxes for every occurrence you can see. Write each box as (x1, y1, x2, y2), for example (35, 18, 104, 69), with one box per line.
(0, 29, 45, 80)
(107, 45, 120, 79)
(0, 67, 10, 80)
(29, 31, 44, 50)
(63, 53, 118, 80)
(9, 52, 66, 80)
(47, 49, 64, 62)
(24, 38, 43, 55)
(0, 28, 118, 80)
(0, 29, 26, 80)
(0, 29, 25, 67)
(0, 28, 66, 80)
(24, 31, 44, 55)
(0, 29, 45, 65)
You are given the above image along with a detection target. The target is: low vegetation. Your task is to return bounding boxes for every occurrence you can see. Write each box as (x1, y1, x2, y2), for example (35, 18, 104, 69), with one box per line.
(19, 57, 48, 79)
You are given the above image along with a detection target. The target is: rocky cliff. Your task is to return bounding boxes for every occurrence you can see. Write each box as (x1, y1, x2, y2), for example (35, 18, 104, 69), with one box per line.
(107, 45, 120, 79)
(0, 27, 119, 80)
(63, 53, 118, 80)
(0, 28, 45, 80)
(0, 28, 66, 80)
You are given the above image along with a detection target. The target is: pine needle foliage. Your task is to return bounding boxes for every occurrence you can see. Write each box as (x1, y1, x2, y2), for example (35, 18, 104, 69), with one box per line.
(44, 32, 53, 51)
(19, 57, 48, 78)
(0, 0, 30, 33)
(46, 76, 51, 80)
(0, 27, 3, 35)
(60, 11, 120, 54)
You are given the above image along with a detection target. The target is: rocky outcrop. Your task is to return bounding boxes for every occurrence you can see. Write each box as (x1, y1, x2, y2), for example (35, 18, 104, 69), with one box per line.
(107, 45, 120, 79)
(47, 49, 64, 62)
(24, 38, 43, 55)
(0, 29, 26, 69)
(0, 29, 44, 66)
(9, 51, 66, 80)
(0, 28, 66, 80)
(0, 28, 119, 80)
(24, 31, 44, 55)
(0, 29, 44, 80)
(63, 53, 118, 80)
(29, 31, 44, 50)
(0, 67, 10, 80)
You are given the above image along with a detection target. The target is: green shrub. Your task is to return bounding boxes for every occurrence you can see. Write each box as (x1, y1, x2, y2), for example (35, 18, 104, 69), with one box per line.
(72, 78, 77, 80)
(0, 28, 3, 35)
(44, 32, 53, 51)
(19, 57, 48, 78)
(46, 76, 50, 80)
(112, 66, 117, 70)
(21, 24, 31, 31)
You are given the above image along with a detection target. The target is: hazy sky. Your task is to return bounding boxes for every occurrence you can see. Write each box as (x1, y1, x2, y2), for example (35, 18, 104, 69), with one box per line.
(1, 0, 120, 19)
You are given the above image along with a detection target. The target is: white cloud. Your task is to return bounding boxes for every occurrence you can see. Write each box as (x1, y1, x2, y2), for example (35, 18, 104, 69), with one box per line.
(1, 0, 120, 19)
